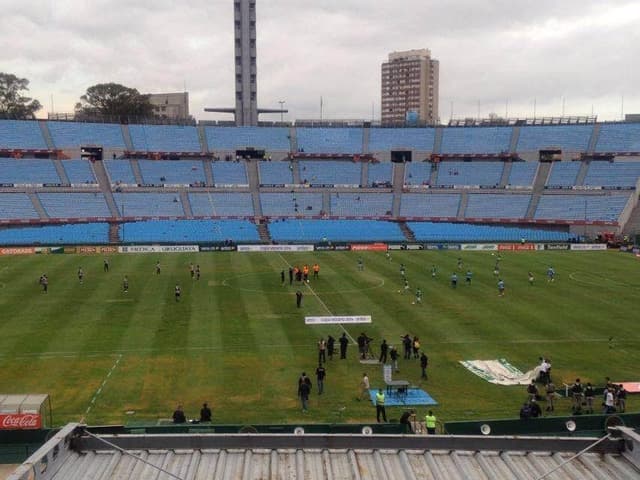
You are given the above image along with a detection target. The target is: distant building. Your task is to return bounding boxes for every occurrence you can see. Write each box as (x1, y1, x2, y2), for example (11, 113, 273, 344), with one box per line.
(381, 49, 439, 126)
(625, 114, 640, 123)
(148, 92, 190, 120)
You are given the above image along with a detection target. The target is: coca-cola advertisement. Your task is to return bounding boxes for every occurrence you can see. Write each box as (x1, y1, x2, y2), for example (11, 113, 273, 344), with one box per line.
(0, 413, 41, 430)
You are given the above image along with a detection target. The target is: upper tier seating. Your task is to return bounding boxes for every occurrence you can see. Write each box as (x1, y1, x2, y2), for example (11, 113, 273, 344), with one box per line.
(104, 159, 137, 185)
(211, 161, 248, 185)
(296, 128, 363, 154)
(367, 162, 393, 186)
(517, 125, 593, 152)
(0, 223, 108, 245)
(260, 193, 323, 216)
(440, 127, 511, 154)
(113, 193, 185, 217)
(258, 161, 294, 185)
(0, 193, 39, 219)
(0, 158, 61, 185)
(330, 193, 393, 216)
(38, 193, 111, 218)
(399, 193, 460, 218)
(595, 123, 640, 152)
(404, 162, 433, 186)
(189, 192, 254, 216)
(534, 194, 630, 222)
(0, 120, 47, 150)
(269, 219, 405, 242)
(583, 161, 640, 189)
(138, 160, 206, 185)
(205, 126, 290, 151)
(47, 121, 125, 148)
(119, 219, 259, 242)
(464, 193, 531, 219)
(435, 161, 504, 187)
(507, 162, 537, 187)
(128, 125, 201, 152)
(62, 160, 97, 184)
(407, 222, 573, 242)
(545, 162, 580, 188)
(300, 160, 361, 186)
(368, 128, 435, 151)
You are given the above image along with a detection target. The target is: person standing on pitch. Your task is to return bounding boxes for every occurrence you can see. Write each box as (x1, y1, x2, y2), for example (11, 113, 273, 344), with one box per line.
(420, 352, 429, 379)
(327, 335, 335, 360)
(123, 275, 129, 293)
(390, 345, 399, 372)
(175, 284, 181, 302)
(316, 363, 326, 395)
(379, 339, 388, 364)
(199, 403, 212, 422)
(318, 338, 327, 364)
(339, 333, 349, 359)
(375, 389, 387, 423)
(103, 258, 109, 272)
(296, 290, 303, 308)
(280, 269, 285, 285)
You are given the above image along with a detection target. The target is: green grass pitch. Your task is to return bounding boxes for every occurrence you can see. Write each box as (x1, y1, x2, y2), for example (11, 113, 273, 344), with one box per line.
(0, 249, 638, 426)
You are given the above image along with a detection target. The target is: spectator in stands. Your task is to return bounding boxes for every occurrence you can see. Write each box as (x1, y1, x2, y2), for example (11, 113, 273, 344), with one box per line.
(172, 405, 186, 423)
(199, 403, 212, 423)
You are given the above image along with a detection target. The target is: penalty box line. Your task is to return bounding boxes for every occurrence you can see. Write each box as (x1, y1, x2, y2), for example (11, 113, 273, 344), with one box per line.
(277, 253, 357, 345)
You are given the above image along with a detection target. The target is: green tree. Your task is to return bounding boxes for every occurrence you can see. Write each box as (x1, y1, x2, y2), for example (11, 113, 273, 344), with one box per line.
(0, 73, 42, 119)
(76, 83, 155, 120)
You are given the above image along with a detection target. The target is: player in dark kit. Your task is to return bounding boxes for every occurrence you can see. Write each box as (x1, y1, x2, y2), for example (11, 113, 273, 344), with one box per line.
(296, 290, 303, 308)
(77, 267, 84, 284)
(103, 258, 109, 272)
(196, 265, 201, 280)
(189, 263, 195, 279)
(288, 267, 293, 285)
(339, 333, 349, 359)
(175, 284, 181, 302)
(155, 261, 161, 275)
(123, 276, 129, 293)
(280, 269, 285, 285)
(39, 274, 48, 293)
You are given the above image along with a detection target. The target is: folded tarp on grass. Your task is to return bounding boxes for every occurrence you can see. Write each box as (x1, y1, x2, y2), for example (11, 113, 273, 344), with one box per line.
(460, 358, 541, 386)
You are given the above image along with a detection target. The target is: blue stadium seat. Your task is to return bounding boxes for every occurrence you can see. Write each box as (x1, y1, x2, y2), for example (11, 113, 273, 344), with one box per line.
(189, 192, 254, 216)
(104, 160, 137, 185)
(258, 161, 294, 185)
(113, 193, 185, 217)
(404, 162, 433, 186)
(47, 121, 125, 148)
(436, 161, 504, 187)
(0, 223, 108, 245)
(205, 126, 290, 150)
(407, 222, 573, 242)
(331, 193, 393, 216)
(62, 160, 97, 184)
(517, 125, 593, 152)
(464, 194, 531, 219)
(368, 128, 435, 151)
(583, 160, 640, 188)
(535, 194, 631, 221)
(595, 123, 640, 152)
(128, 125, 201, 152)
(0, 158, 61, 185)
(119, 219, 259, 242)
(545, 162, 580, 188)
(296, 128, 363, 154)
(440, 127, 512, 154)
(260, 193, 323, 216)
(0, 193, 39, 219)
(211, 161, 248, 185)
(367, 162, 393, 187)
(38, 193, 111, 218)
(269, 219, 405, 242)
(300, 160, 361, 186)
(399, 193, 460, 217)
(0, 120, 47, 150)
(507, 162, 538, 187)
(138, 160, 206, 185)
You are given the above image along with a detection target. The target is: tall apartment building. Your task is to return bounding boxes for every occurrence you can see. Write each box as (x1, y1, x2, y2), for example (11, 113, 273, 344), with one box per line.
(381, 49, 439, 125)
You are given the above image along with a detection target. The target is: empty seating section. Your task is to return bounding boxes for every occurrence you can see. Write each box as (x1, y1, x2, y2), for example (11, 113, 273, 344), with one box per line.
(0, 120, 46, 149)
(368, 128, 435, 151)
(269, 219, 405, 242)
(441, 127, 511, 154)
(258, 161, 294, 185)
(331, 193, 392, 216)
(47, 121, 125, 148)
(404, 163, 433, 186)
(367, 162, 392, 186)
(113, 193, 184, 217)
(296, 128, 362, 154)
(507, 162, 537, 187)
(128, 125, 201, 152)
(189, 192, 254, 216)
(38, 193, 111, 218)
(104, 160, 137, 184)
(260, 193, 323, 216)
(211, 161, 248, 185)
(436, 161, 503, 187)
(0, 223, 108, 245)
(596, 123, 640, 152)
(399, 193, 460, 217)
(300, 161, 361, 186)
(62, 160, 97, 184)
(0, 159, 60, 185)
(534, 194, 630, 221)
(120, 219, 259, 242)
(407, 222, 572, 242)
(205, 126, 290, 150)
(546, 162, 580, 187)
(138, 160, 205, 185)
(465, 194, 531, 219)
(0, 193, 39, 219)
(583, 161, 640, 188)
(517, 125, 593, 151)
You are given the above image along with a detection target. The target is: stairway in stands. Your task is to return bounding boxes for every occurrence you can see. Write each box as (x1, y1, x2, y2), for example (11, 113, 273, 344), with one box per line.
(197, 125, 209, 153)
(39, 121, 55, 150)
(120, 125, 134, 151)
(456, 192, 468, 219)
(180, 191, 193, 218)
(391, 162, 406, 216)
(28, 192, 48, 219)
(246, 160, 263, 216)
(129, 159, 144, 185)
(525, 162, 552, 219)
(498, 162, 512, 188)
(257, 222, 271, 242)
(399, 222, 416, 242)
(622, 201, 640, 236)
(92, 161, 120, 218)
(109, 224, 120, 243)
(52, 159, 70, 185)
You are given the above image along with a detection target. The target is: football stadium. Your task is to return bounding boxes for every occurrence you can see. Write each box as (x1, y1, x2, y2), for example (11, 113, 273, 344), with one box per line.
(2, 1, 640, 479)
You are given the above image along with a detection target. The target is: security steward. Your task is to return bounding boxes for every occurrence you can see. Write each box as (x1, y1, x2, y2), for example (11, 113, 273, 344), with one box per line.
(375, 389, 387, 423)
(425, 410, 437, 434)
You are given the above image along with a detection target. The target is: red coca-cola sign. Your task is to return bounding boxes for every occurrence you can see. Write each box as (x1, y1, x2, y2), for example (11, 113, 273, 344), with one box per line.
(0, 413, 41, 430)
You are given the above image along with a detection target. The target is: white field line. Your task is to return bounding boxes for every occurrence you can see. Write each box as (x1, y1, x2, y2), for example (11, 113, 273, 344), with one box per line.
(80, 354, 122, 422)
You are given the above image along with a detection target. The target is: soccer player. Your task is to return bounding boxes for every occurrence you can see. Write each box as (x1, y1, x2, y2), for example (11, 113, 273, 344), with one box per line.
(357, 258, 364, 271)
(403, 278, 410, 294)
(103, 258, 109, 272)
(400, 264, 406, 277)
(313, 263, 319, 279)
(528, 271, 534, 285)
(465, 269, 473, 285)
(431, 265, 437, 278)
(155, 261, 161, 275)
(547, 266, 555, 282)
(196, 265, 201, 280)
(296, 290, 303, 308)
(493, 262, 500, 277)
(385, 251, 391, 261)
(123, 275, 129, 293)
(189, 263, 195, 279)
(457, 257, 463, 270)
(415, 287, 423, 304)
(175, 284, 181, 302)
(450, 272, 458, 288)
(280, 269, 285, 284)
(39, 274, 48, 293)
(498, 279, 505, 296)
(78, 267, 84, 284)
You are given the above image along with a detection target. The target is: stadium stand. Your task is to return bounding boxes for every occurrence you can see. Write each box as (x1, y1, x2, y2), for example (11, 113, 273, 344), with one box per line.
(435, 161, 504, 187)
(545, 162, 581, 188)
(211, 161, 248, 185)
(47, 121, 125, 148)
(399, 193, 460, 218)
(0, 193, 39, 219)
(113, 193, 185, 217)
(0, 120, 47, 150)
(407, 222, 574, 242)
(260, 192, 323, 216)
(367, 162, 393, 187)
(62, 159, 97, 184)
(128, 125, 201, 152)
(404, 162, 434, 186)
(296, 128, 363, 154)
(331, 192, 393, 216)
(506, 162, 538, 187)
(189, 192, 254, 216)
(104, 159, 137, 185)
(38, 193, 111, 218)
(583, 160, 640, 189)
(0, 158, 61, 185)
(440, 127, 512, 154)
(269, 219, 405, 242)
(300, 160, 361, 186)
(120, 219, 260, 242)
(516, 125, 593, 152)
(464, 193, 531, 219)
(595, 123, 640, 152)
(0, 223, 108, 244)
(368, 128, 435, 151)
(205, 126, 290, 151)
(258, 161, 294, 185)
(534, 193, 631, 222)
(137, 159, 206, 185)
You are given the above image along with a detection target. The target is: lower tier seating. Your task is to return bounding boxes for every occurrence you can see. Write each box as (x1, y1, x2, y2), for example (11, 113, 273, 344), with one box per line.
(407, 222, 574, 242)
(269, 219, 405, 242)
(0, 223, 108, 245)
(119, 219, 260, 243)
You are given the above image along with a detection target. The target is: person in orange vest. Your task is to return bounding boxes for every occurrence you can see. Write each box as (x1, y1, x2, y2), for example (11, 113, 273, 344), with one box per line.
(303, 265, 310, 282)
(313, 263, 320, 279)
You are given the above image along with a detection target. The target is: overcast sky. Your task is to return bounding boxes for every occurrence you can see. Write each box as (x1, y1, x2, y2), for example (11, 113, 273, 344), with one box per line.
(1, 0, 638, 122)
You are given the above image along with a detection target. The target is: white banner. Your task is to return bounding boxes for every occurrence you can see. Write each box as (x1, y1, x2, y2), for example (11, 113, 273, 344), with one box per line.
(118, 245, 199, 253)
(460, 244, 498, 251)
(570, 244, 607, 251)
(305, 315, 372, 325)
(237, 244, 314, 252)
